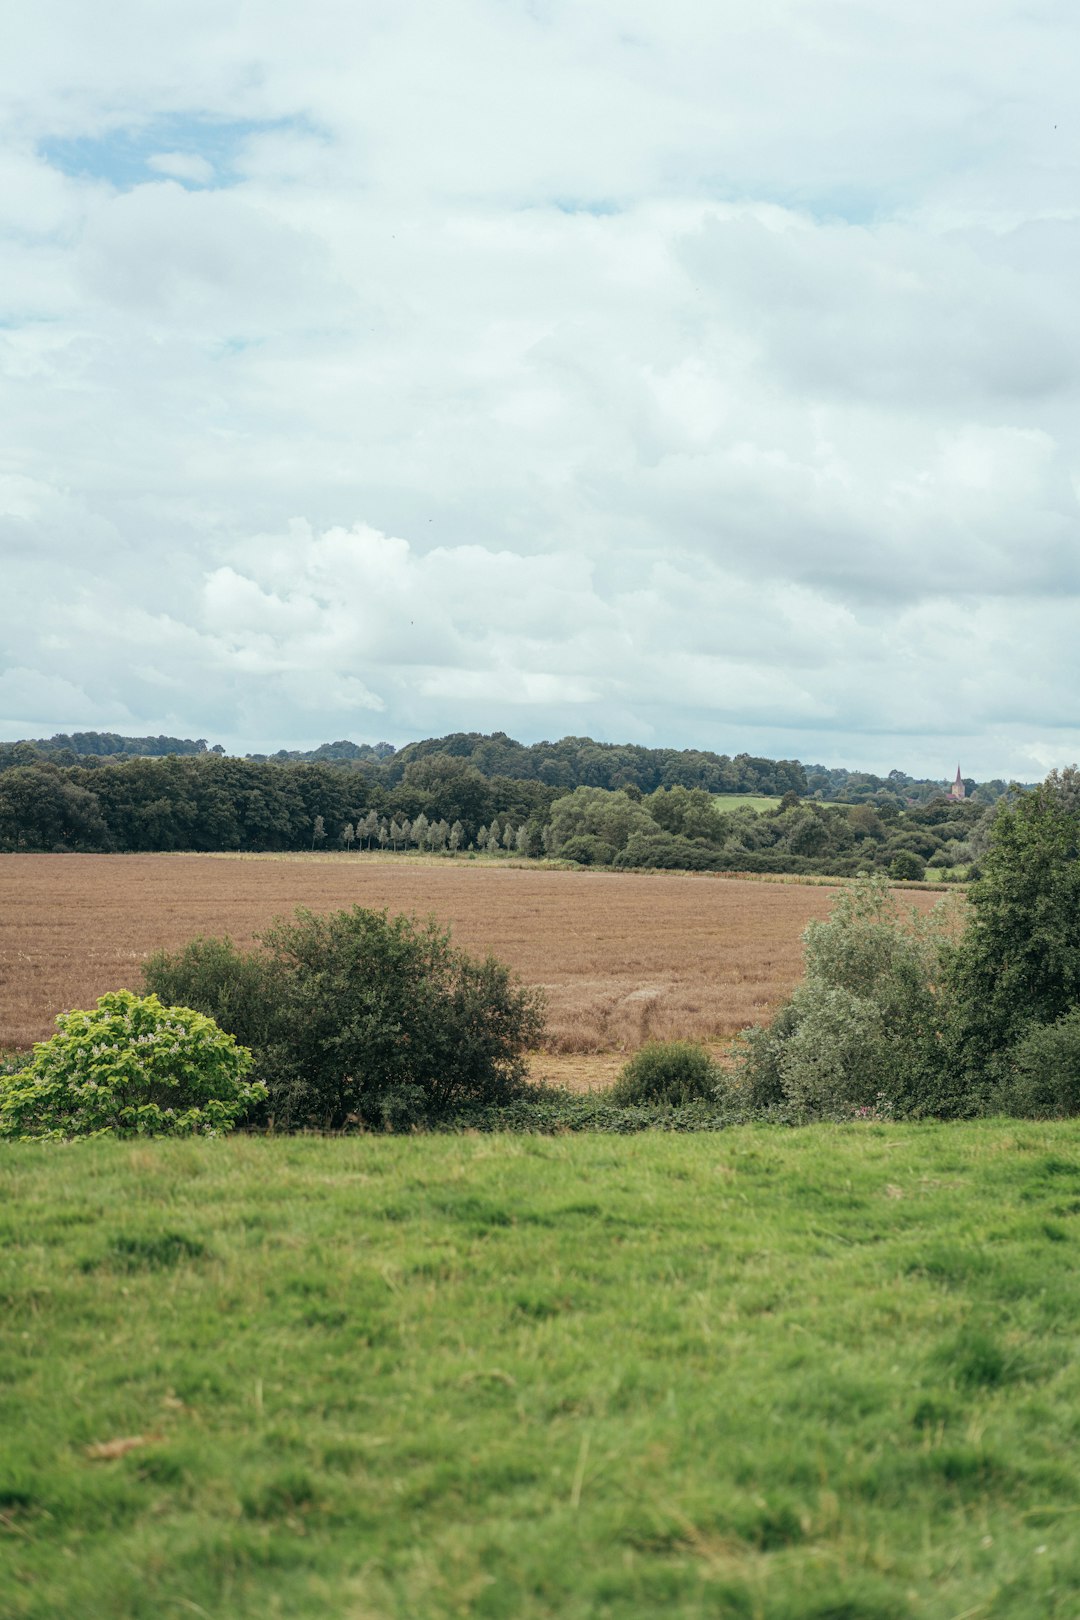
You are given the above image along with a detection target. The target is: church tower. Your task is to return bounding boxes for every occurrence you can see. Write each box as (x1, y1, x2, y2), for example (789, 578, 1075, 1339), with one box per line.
(947, 766, 965, 801)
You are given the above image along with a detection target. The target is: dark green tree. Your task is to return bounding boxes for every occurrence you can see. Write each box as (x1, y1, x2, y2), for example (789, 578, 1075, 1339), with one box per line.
(143, 907, 545, 1129)
(0, 765, 108, 851)
(947, 768, 1080, 1078)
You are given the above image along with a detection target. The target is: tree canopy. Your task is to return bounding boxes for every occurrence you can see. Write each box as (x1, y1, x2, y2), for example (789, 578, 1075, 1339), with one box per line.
(947, 768, 1080, 1076)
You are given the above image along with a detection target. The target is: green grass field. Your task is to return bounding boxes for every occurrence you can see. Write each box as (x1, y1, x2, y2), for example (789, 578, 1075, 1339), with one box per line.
(4, 1125, 1080, 1619)
(713, 794, 778, 814)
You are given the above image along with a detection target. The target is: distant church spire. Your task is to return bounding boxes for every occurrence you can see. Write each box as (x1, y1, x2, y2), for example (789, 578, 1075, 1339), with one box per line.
(948, 765, 965, 801)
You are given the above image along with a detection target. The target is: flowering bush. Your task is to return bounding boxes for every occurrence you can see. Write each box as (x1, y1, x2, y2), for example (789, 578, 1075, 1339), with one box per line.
(0, 990, 263, 1139)
(852, 1092, 897, 1122)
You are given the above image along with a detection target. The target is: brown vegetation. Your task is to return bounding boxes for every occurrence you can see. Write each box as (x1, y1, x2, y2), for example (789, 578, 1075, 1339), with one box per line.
(0, 854, 944, 1086)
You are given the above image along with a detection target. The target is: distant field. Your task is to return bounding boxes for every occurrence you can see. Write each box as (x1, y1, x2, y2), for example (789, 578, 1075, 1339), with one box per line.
(0, 854, 943, 1064)
(713, 793, 778, 813)
(4, 1124, 1080, 1619)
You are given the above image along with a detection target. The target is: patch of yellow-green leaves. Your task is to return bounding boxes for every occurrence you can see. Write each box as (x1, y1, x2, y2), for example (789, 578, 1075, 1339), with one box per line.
(0, 989, 264, 1138)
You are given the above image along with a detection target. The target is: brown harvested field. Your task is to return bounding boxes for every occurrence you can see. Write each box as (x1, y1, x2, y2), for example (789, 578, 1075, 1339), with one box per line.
(0, 853, 946, 1088)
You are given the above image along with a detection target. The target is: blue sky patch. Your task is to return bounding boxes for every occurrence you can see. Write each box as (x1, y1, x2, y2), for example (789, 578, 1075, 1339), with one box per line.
(38, 115, 310, 190)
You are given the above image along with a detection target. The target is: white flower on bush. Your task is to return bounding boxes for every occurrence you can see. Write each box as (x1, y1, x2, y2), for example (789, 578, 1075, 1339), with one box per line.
(0, 990, 265, 1139)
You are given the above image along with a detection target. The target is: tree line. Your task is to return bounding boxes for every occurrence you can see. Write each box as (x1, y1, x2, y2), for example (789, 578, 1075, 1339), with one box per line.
(525, 783, 990, 878)
(1, 727, 1016, 809)
(0, 732, 221, 766)
(0, 748, 997, 877)
(1, 728, 806, 795)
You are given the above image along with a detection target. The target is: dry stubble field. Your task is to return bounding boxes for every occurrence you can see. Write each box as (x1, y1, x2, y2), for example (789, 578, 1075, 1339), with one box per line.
(0, 853, 943, 1088)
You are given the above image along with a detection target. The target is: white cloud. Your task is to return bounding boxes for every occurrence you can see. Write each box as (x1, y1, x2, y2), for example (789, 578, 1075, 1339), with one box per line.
(146, 150, 215, 185)
(2, 1, 1080, 778)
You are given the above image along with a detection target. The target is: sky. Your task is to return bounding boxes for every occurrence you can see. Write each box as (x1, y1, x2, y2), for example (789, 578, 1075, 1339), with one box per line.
(3, 0, 1080, 780)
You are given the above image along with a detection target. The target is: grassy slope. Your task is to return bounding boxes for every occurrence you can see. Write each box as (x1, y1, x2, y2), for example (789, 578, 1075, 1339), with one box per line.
(3, 1126, 1080, 1619)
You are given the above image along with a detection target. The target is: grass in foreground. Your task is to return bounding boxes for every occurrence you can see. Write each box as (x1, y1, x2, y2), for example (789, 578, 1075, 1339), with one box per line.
(3, 1124, 1080, 1618)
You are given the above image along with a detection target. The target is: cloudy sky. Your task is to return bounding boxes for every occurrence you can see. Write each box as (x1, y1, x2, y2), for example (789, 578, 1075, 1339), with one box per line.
(3, 0, 1079, 778)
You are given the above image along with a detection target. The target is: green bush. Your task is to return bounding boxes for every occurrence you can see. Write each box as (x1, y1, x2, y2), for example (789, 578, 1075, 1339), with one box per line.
(723, 999, 800, 1116)
(889, 849, 926, 881)
(730, 874, 960, 1118)
(143, 906, 546, 1130)
(140, 935, 280, 1065)
(988, 1008, 1080, 1118)
(612, 830, 725, 871)
(608, 1041, 722, 1107)
(558, 833, 617, 867)
(0, 990, 262, 1139)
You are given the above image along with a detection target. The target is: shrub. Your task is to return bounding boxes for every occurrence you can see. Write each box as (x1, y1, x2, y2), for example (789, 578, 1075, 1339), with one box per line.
(608, 1041, 722, 1107)
(558, 833, 617, 867)
(988, 1008, 1080, 1118)
(730, 874, 961, 1118)
(722, 1000, 798, 1114)
(444, 1089, 731, 1133)
(141, 935, 281, 1063)
(889, 850, 926, 881)
(143, 906, 546, 1130)
(0, 990, 262, 1139)
(612, 831, 725, 871)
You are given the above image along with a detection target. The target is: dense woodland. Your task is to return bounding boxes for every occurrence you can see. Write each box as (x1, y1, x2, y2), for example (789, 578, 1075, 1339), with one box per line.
(0, 730, 1006, 877)
(1, 728, 1011, 804)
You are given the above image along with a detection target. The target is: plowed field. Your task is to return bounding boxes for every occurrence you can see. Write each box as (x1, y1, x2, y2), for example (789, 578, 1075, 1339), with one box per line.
(0, 854, 944, 1086)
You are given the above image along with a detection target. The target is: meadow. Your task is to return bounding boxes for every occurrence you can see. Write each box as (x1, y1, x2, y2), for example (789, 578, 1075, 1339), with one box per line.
(711, 794, 780, 814)
(0, 854, 942, 1082)
(4, 1124, 1080, 1619)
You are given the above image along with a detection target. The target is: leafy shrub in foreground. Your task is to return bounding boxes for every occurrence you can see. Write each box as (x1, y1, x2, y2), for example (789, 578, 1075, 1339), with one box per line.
(988, 1009, 1080, 1118)
(144, 906, 546, 1130)
(136, 935, 281, 1055)
(608, 1041, 722, 1106)
(0, 990, 262, 1139)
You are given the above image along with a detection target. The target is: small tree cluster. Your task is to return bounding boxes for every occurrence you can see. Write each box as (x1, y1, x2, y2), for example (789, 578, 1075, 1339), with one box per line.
(339, 813, 462, 853)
